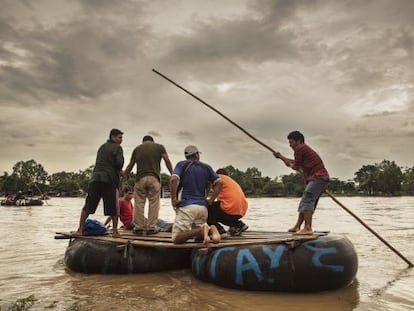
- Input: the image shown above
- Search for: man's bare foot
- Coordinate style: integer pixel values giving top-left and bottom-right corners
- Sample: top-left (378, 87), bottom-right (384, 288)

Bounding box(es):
top-left (112, 230), bottom-right (121, 238)
top-left (288, 227), bottom-right (299, 233)
top-left (203, 224), bottom-right (211, 244)
top-left (293, 229), bottom-right (313, 235)
top-left (210, 225), bottom-right (221, 244)
top-left (73, 229), bottom-right (83, 236)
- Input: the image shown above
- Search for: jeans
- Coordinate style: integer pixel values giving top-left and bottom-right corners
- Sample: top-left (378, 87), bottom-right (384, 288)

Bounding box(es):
top-left (298, 178), bottom-right (329, 212)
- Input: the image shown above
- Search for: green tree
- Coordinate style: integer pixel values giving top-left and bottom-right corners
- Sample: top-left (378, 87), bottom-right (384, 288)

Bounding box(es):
top-left (328, 178), bottom-right (356, 194)
top-left (1, 172), bottom-right (20, 193)
top-left (376, 160), bottom-right (403, 195)
top-left (281, 173), bottom-right (304, 196)
top-left (48, 171), bottom-right (80, 193)
top-left (402, 166), bottom-right (414, 195)
top-left (223, 165), bottom-right (244, 185)
top-left (0, 172), bottom-right (9, 192)
top-left (77, 165), bottom-right (94, 192)
top-left (354, 164), bottom-right (378, 195)
top-left (244, 167), bottom-right (266, 195)
top-left (12, 160), bottom-right (48, 193)
top-left (263, 179), bottom-right (284, 196)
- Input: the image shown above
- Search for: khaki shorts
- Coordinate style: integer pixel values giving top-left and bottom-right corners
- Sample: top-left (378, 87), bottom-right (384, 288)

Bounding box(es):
top-left (172, 204), bottom-right (207, 241)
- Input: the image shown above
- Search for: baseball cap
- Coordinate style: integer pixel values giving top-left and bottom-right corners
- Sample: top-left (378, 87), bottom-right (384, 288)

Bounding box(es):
top-left (184, 145), bottom-right (201, 156)
top-left (109, 128), bottom-right (123, 138)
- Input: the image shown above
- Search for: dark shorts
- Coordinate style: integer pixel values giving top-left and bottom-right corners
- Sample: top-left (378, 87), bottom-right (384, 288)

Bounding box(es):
top-left (85, 181), bottom-right (118, 216)
top-left (298, 178), bottom-right (329, 212)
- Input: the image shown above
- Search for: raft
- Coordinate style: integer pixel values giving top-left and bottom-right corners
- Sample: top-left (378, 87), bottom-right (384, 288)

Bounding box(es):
top-left (191, 233), bottom-right (358, 292)
top-left (1, 198), bottom-right (44, 206)
top-left (56, 230), bottom-right (358, 292)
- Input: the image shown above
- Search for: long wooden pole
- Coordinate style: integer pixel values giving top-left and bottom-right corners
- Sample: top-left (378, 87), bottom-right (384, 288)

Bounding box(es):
top-left (152, 68), bottom-right (413, 268)
top-left (152, 69), bottom-right (277, 154)
top-left (325, 190), bottom-right (413, 267)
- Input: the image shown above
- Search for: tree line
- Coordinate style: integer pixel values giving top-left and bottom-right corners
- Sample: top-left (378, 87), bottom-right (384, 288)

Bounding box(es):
top-left (0, 159), bottom-right (413, 197)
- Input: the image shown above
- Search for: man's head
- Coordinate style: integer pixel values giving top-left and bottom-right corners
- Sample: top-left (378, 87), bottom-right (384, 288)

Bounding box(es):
top-left (184, 145), bottom-right (201, 159)
top-left (287, 130), bottom-right (304, 149)
top-left (142, 135), bottom-right (154, 143)
top-left (109, 128), bottom-right (123, 144)
top-left (216, 168), bottom-right (228, 175)
top-left (123, 189), bottom-right (134, 200)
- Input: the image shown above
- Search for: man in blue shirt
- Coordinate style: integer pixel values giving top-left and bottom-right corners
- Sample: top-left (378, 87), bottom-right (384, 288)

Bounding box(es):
top-left (170, 145), bottom-right (222, 244)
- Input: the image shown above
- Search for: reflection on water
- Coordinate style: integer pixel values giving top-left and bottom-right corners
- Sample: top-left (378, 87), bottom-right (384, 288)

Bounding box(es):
top-left (0, 197), bottom-right (413, 310)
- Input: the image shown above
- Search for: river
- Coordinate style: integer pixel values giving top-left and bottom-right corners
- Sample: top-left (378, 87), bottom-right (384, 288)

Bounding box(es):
top-left (0, 196), bottom-right (413, 310)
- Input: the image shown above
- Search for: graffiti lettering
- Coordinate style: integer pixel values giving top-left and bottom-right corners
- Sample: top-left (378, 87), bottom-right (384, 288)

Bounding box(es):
top-left (262, 245), bottom-right (285, 269)
top-left (210, 247), bottom-right (235, 279)
top-left (192, 241), bottom-right (346, 287)
top-left (303, 241), bottom-right (344, 272)
top-left (235, 249), bottom-right (263, 285)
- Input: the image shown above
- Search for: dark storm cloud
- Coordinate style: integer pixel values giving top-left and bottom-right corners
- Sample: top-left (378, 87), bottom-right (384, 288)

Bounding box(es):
top-left (0, 1), bottom-right (150, 107)
top-left (159, 1), bottom-right (306, 82)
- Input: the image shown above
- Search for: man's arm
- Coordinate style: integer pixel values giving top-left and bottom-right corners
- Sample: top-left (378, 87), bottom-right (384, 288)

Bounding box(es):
top-left (115, 146), bottom-right (124, 171)
top-left (207, 179), bottom-right (222, 206)
top-left (123, 159), bottom-right (135, 177)
top-left (170, 175), bottom-right (181, 208)
top-left (162, 152), bottom-right (173, 175)
top-left (274, 152), bottom-right (304, 174)
top-left (274, 152), bottom-right (295, 168)
top-left (121, 159), bottom-right (135, 189)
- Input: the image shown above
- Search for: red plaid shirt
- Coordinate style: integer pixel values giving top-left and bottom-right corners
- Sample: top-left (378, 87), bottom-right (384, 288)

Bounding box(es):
top-left (294, 143), bottom-right (329, 182)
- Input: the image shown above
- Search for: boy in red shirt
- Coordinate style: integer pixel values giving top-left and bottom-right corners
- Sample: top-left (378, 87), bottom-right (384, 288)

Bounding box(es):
top-left (274, 131), bottom-right (329, 235)
top-left (105, 190), bottom-right (134, 229)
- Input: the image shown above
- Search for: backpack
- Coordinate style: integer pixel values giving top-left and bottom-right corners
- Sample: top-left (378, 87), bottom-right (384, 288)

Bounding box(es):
top-left (82, 219), bottom-right (108, 236)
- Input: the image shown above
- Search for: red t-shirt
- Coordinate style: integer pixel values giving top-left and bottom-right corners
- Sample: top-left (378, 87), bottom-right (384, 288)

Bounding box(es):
top-left (294, 143), bottom-right (329, 182)
top-left (118, 198), bottom-right (133, 228)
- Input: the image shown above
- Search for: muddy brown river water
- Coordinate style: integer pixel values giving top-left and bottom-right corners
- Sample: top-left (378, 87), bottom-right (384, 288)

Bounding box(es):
top-left (0, 196), bottom-right (413, 310)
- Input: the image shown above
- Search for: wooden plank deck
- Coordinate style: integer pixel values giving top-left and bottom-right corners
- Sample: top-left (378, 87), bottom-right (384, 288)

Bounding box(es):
top-left (55, 229), bottom-right (329, 249)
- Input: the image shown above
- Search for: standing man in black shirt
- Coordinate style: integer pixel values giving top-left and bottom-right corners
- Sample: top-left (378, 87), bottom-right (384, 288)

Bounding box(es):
top-left (75, 128), bottom-right (124, 237)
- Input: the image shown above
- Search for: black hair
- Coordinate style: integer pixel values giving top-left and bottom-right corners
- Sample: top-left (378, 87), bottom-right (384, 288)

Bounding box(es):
top-left (109, 128), bottom-right (123, 139)
top-left (216, 168), bottom-right (228, 175)
top-left (142, 135), bottom-right (154, 142)
top-left (287, 131), bottom-right (305, 143)
top-left (123, 187), bottom-right (133, 196)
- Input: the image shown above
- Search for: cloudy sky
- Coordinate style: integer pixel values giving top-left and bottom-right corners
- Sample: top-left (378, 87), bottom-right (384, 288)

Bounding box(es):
top-left (1, 0), bottom-right (413, 181)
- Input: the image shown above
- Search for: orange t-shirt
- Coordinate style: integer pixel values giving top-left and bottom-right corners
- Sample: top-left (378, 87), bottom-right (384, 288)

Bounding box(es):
top-left (216, 174), bottom-right (248, 216)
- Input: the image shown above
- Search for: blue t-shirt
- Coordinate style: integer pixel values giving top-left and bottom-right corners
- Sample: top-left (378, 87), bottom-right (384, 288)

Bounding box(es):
top-left (173, 160), bottom-right (219, 207)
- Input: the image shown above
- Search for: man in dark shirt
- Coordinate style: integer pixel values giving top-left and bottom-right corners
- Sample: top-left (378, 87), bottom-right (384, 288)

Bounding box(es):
top-left (274, 131), bottom-right (329, 235)
top-left (75, 128), bottom-right (124, 238)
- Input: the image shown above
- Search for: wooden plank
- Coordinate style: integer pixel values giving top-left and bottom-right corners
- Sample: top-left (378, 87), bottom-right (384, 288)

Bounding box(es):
top-left (55, 230), bottom-right (328, 249)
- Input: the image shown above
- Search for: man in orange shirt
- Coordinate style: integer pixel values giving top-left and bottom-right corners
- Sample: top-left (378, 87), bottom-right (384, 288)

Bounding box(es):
top-left (207, 168), bottom-right (248, 236)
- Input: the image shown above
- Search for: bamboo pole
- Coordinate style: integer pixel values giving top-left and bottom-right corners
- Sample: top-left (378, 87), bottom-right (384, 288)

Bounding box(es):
top-left (152, 68), bottom-right (413, 268)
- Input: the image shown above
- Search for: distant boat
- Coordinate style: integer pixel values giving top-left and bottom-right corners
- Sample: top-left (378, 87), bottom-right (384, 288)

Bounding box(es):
top-left (1, 198), bottom-right (44, 206)
top-left (39, 194), bottom-right (50, 200)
